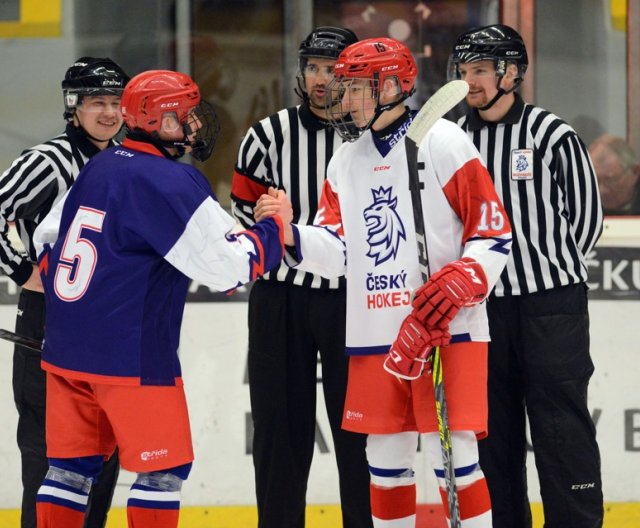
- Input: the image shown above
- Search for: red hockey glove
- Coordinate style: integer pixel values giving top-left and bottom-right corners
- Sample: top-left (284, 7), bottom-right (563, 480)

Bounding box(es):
top-left (383, 314), bottom-right (451, 381)
top-left (412, 258), bottom-right (488, 329)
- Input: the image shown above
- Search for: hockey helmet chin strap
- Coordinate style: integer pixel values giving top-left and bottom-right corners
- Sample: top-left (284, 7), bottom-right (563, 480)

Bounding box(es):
top-left (479, 64), bottom-right (524, 111)
top-left (367, 74), bottom-right (413, 131)
top-left (479, 81), bottom-right (521, 111)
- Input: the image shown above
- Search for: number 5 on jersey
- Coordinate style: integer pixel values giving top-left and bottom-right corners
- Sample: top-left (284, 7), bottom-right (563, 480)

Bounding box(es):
top-left (54, 206), bottom-right (105, 302)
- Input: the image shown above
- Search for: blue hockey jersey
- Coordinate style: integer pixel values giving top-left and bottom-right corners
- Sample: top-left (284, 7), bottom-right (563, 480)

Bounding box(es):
top-left (34, 138), bottom-right (284, 386)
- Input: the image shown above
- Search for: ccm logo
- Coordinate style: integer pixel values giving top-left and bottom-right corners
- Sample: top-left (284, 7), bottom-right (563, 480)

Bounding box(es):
top-left (160, 102), bottom-right (180, 108)
top-left (374, 165), bottom-right (391, 172)
top-left (571, 483), bottom-right (596, 490)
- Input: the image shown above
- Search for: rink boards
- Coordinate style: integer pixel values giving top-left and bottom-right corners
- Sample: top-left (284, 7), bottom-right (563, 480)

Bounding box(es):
top-left (0, 218), bottom-right (638, 527)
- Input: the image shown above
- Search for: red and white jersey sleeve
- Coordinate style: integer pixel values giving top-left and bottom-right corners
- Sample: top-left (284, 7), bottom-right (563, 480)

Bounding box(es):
top-left (422, 120), bottom-right (511, 294)
top-left (286, 162), bottom-right (347, 279)
top-left (292, 118), bottom-right (511, 354)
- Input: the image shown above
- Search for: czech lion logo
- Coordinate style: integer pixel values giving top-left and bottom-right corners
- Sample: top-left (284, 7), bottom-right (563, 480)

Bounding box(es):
top-left (364, 186), bottom-right (406, 266)
top-left (515, 154), bottom-right (529, 172)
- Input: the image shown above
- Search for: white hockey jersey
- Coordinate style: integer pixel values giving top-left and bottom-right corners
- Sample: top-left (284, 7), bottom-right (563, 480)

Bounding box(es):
top-left (287, 117), bottom-right (512, 355)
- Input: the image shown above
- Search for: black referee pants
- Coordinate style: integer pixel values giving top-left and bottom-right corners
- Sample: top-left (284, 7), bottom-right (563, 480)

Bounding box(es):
top-left (247, 281), bottom-right (372, 528)
top-left (480, 284), bottom-right (603, 528)
top-left (12, 289), bottom-right (120, 528)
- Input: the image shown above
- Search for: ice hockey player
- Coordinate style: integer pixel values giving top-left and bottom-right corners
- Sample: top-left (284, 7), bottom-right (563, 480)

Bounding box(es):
top-left (31, 69), bottom-right (291, 528)
top-left (255, 37), bottom-right (512, 527)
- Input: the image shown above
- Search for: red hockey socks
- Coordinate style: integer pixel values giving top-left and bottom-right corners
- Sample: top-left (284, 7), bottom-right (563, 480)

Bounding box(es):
top-left (439, 475), bottom-right (492, 526)
top-left (35, 477), bottom-right (89, 528)
top-left (127, 505), bottom-right (179, 528)
top-left (127, 481), bottom-right (181, 528)
top-left (370, 482), bottom-right (417, 526)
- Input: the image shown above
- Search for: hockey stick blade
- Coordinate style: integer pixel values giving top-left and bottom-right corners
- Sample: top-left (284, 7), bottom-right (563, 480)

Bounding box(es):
top-left (406, 79), bottom-right (469, 145)
top-left (0, 329), bottom-right (42, 352)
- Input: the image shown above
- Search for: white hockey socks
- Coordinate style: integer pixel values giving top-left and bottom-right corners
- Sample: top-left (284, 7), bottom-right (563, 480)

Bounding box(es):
top-left (367, 432), bottom-right (419, 527)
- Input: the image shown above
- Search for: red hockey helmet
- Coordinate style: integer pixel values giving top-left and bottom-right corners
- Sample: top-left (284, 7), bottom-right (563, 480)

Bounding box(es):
top-left (327, 38), bottom-right (417, 140)
top-left (121, 70), bottom-right (199, 133)
top-left (334, 38), bottom-right (417, 99)
top-left (121, 70), bottom-right (220, 161)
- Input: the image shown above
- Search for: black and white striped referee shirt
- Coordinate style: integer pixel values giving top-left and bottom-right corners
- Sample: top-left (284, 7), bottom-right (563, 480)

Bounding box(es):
top-left (0, 124), bottom-right (104, 285)
top-left (458, 93), bottom-right (603, 296)
top-left (231, 103), bottom-right (345, 289)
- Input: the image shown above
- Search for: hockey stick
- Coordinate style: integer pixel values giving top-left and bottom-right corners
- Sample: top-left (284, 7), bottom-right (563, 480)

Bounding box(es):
top-left (405, 79), bottom-right (469, 528)
top-left (0, 328), bottom-right (43, 352)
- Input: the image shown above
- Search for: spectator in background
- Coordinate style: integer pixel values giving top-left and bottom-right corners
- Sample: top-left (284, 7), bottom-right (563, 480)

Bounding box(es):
top-left (589, 134), bottom-right (640, 215)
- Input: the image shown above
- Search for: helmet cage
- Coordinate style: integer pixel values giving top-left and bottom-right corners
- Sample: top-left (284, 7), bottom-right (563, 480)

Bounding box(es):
top-left (326, 76), bottom-right (388, 142)
top-left (121, 70), bottom-right (220, 161)
top-left (325, 38), bottom-right (416, 141)
top-left (167, 100), bottom-right (221, 162)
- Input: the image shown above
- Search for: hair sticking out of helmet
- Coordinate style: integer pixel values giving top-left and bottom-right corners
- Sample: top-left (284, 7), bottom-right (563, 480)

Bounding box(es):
top-left (120, 70), bottom-right (220, 161)
top-left (325, 37), bottom-right (417, 141)
top-left (62, 57), bottom-right (130, 120)
top-left (295, 26), bottom-right (358, 103)
top-left (447, 24), bottom-right (528, 110)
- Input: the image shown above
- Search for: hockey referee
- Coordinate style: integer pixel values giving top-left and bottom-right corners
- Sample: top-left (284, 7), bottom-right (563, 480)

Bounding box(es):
top-left (0, 57), bottom-right (127, 528)
top-left (449, 24), bottom-right (604, 528)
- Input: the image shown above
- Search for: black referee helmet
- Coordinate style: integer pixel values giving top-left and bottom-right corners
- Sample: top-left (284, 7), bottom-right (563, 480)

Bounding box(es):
top-left (448, 24), bottom-right (528, 82)
top-left (295, 26), bottom-right (358, 101)
top-left (62, 57), bottom-right (130, 120)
